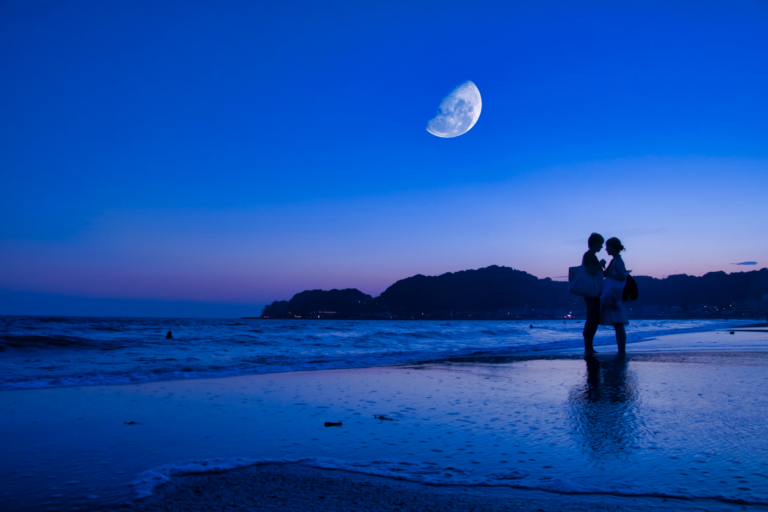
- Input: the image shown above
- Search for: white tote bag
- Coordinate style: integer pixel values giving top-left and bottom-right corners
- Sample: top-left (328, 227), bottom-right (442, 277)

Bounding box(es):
top-left (568, 266), bottom-right (604, 298)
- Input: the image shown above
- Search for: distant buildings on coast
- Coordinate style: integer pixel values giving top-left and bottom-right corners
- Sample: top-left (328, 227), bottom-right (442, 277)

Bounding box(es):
top-left (259, 296), bottom-right (768, 321)
top-left (626, 298), bottom-right (768, 320)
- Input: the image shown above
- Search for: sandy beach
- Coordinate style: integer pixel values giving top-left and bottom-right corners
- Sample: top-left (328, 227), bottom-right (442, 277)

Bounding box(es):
top-left (119, 462), bottom-right (759, 512)
top-left (2, 327), bottom-right (768, 511)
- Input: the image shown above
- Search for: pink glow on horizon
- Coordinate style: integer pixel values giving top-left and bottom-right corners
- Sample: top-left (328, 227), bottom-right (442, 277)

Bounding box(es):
top-left (1, 157), bottom-right (766, 305)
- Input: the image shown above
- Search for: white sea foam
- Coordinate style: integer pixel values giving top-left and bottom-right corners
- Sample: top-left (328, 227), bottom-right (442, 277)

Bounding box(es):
top-left (133, 456), bottom-right (767, 505)
top-left (0, 317), bottom-right (754, 390)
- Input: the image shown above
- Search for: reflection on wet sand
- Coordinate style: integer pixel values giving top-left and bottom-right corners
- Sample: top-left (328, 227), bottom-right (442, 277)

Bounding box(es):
top-left (568, 354), bottom-right (642, 457)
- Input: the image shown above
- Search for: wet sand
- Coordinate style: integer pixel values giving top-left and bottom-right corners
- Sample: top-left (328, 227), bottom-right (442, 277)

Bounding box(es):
top-left (3, 335), bottom-right (768, 511)
top-left (115, 343), bottom-right (768, 512)
top-left (119, 462), bottom-right (762, 512)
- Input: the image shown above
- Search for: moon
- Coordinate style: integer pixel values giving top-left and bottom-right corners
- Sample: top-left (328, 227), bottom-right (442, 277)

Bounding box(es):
top-left (426, 81), bottom-right (482, 138)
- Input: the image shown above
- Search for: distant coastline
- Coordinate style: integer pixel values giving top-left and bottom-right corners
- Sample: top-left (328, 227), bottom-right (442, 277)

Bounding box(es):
top-left (243, 315), bottom-right (760, 321)
top-left (258, 265), bottom-right (768, 321)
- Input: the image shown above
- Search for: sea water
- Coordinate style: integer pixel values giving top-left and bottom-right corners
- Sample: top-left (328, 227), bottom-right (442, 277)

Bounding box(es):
top-left (1, 317), bottom-right (766, 511)
top-left (0, 316), bottom-right (749, 390)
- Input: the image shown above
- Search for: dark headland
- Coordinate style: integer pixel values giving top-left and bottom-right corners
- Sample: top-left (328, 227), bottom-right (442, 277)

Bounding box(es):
top-left (256, 265), bottom-right (768, 320)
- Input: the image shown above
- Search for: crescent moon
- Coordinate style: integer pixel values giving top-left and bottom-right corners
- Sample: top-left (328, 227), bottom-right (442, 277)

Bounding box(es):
top-left (426, 81), bottom-right (482, 138)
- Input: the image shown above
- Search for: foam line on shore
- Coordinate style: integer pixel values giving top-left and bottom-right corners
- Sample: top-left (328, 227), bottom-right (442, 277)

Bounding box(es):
top-left (132, 457), bottom-right (767, 506)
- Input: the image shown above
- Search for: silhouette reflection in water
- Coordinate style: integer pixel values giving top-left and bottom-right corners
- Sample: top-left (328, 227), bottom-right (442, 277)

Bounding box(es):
top-left (568, 354), bottom-right (642, 457)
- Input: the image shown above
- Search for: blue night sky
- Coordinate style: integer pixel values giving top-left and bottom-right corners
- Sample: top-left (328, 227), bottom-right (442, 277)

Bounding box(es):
top-left (1, 1), bottom-right (767, 316)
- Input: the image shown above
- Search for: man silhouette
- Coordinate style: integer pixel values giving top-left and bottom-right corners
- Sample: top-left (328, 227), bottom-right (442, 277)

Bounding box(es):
top-left (582, 233), bottom-right (606, 354)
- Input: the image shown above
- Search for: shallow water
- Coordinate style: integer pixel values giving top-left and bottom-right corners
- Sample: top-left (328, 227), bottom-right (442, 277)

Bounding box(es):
top-left (0, 316), bottom-right (750, 390)
top-left (1, 318), bottom-right (766, 511)
top-left (2, 343), bottom-right (768, 511)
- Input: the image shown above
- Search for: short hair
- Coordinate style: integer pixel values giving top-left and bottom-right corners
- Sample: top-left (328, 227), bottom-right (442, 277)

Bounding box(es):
top-left (588, 233), bottom-right (604, 247)
top-left (606, 237), bottom-right (625, 252)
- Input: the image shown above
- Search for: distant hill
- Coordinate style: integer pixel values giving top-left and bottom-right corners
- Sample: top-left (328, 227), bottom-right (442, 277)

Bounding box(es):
top-left (259, 266), bottom-right (768, 320)
top-left (261, 288), bottom-right (373, 318)
top-left (632, 270), bottom-right (768, 308)
top-left (376, 266), bottom-right (573, 311)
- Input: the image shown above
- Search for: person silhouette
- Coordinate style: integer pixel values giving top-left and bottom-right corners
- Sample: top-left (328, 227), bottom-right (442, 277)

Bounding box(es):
top-left (582, 233), bottom-right (606, 354)
top-left (601, 237), bottom-right (628, 354)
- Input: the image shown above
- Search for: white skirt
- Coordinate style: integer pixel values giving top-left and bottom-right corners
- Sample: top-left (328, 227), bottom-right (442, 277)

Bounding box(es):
top-left (601, 302), bottom-right (629, 326)
top-left (600, 277), bottom-right (629, 326)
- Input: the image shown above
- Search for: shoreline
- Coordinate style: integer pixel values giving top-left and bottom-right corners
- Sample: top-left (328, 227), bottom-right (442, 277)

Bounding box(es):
top-left (244, 316), bottom-right (765, 323)
top-left (118, 462), bottom-right (767, 512)
top-left (3, 335), bottom-right (768, 511)
top-left (114, 348), bottom-right (768, 511)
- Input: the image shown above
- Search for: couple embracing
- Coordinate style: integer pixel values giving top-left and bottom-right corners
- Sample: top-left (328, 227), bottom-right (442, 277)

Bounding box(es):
top-left (577, 233), bottom-right (629, 355)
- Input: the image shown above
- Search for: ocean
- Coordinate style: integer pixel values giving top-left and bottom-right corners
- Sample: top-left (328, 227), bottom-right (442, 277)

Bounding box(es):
top-left (0, 316), bottom-right (747, 390)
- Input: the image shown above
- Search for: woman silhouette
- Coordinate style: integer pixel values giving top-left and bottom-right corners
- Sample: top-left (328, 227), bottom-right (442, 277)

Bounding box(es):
top-left (601, 237), bottom-right (629, 353)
